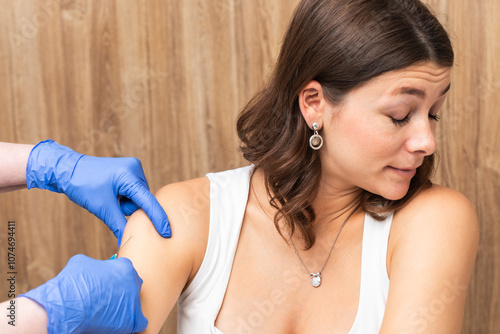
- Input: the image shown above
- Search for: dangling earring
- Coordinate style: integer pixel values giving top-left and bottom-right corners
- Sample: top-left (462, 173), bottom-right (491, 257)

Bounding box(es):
top-left (309, 123), bottom-right (323, 150)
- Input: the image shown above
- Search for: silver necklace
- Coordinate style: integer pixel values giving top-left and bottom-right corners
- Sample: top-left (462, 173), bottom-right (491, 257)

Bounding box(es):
top-left (289, 207), bottom-right (357, 288)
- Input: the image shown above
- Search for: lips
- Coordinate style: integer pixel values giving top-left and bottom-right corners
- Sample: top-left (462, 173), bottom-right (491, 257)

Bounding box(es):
top-left (388, 166), bottom-right (417, 178)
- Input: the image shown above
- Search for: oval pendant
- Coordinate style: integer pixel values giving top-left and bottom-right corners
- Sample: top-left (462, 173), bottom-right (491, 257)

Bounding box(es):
top-left (311, 273), bottom-right (322, 288)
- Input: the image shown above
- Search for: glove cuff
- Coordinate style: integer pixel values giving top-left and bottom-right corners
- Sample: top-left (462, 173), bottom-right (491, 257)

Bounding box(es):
top-left (19, 277), bottom-right (88, 334)
top-left (26, 140), bottom-right (84, 193)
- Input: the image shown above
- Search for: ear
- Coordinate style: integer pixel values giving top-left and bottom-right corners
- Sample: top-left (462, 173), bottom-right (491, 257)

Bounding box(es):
top-left (298, 80), bottom-right (326, 129)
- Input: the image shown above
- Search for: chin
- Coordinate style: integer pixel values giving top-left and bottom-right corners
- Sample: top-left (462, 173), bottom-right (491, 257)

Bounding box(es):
top-left (382, 192), bottom-right (407, 201)
top-left (376, 183), bottom-right (411, 201)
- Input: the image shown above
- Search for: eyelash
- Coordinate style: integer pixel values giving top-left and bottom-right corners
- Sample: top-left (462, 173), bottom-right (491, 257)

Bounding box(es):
top-left (391, 113), bottom-right (441, 127)
top-left (391, 115), bottom-right (411, 126)
top-left (429, 114), bottom-right (441, 122)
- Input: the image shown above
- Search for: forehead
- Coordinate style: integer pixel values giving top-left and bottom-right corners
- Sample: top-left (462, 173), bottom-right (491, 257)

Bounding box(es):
top-left (352, 62), bottom-right (452, 103)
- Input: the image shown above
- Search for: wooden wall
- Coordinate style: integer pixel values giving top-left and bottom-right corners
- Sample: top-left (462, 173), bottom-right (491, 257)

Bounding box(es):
top-left (0, 1), bottom-right (498, 333)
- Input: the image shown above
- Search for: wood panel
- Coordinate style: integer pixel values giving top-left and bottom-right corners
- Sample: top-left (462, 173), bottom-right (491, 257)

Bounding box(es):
top-left (427, 0), bottom-right (500, 333)
top-left (0, 1), bottom-right (498, 333)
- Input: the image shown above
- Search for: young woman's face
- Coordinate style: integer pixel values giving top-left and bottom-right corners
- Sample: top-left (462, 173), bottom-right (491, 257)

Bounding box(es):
top-left (320, 62), bottom-right (451, 200)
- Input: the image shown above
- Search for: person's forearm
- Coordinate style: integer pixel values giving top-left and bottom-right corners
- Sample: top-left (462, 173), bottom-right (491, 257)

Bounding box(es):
top-left (0, 297), bottom-right (48, 333)
top-left (0, 142), bottom-right (34, 192)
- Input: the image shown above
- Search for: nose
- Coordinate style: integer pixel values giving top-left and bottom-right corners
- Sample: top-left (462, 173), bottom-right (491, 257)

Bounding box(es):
top-left (405, 119), bottom-right (437, 156)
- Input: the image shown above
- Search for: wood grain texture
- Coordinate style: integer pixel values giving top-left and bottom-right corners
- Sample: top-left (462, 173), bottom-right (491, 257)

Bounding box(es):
top-left (0, 1), bottom-right (497, 333)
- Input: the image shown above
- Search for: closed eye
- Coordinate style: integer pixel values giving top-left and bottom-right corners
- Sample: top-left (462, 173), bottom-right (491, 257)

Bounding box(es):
top-left (391, 114), bottom-right (411, 127)
top-left (429, 114), bottom-right (441, 122)
top-left (392, 113), bottom-right (440, 126)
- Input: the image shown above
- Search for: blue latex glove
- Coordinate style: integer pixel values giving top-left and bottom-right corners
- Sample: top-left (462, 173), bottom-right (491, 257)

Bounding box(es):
top-left (26, 140), bottom-right (170, 245)
top-left (19, 254), bottom-right (148, 334)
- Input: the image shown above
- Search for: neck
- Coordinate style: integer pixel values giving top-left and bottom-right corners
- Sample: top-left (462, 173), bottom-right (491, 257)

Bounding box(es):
top-left (310, 174), bottom-right (363, 234)
top-left (250, 168), bottom-right (363, 243)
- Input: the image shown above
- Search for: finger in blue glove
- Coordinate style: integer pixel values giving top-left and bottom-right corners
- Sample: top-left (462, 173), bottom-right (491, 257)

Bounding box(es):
top-left (26, 140), bottom-right (171, 245)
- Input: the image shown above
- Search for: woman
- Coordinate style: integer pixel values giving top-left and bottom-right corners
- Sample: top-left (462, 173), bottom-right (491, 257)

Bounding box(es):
top-left (120, 0), bottom-right (479, 333)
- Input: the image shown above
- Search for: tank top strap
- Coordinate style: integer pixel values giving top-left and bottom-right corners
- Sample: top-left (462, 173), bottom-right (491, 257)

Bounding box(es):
top-left (177, 166), bottom-right (253, 332)
top-left (349, 212), bottom-right (393, 333)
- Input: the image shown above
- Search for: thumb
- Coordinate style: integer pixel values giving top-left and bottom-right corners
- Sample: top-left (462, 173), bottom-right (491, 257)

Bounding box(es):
top-left (67, 253), bottom-right (92, 266)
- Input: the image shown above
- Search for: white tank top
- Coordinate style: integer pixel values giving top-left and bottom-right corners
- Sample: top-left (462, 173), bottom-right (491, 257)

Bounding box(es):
top-left (177, 166), bottom-right (392, 333)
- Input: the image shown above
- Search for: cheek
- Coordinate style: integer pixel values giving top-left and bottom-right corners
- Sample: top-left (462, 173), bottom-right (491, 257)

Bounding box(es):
top-left (333, 117), bottom-right (396, 163)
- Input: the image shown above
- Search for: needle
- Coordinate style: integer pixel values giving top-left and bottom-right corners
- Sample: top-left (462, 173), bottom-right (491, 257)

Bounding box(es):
top-left (109, 236), bottom-right (132, 260)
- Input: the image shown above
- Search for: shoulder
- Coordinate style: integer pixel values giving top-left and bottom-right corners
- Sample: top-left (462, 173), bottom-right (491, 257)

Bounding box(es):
top-left (400, 184), bottom-right (476, 219)
top-left (390, 185), bottom-right (479, 249)
top-left (380, 185), bottom-right (479, 333)
top-left (155, 176), bottom-right (211, 228)
top-left (389, 185), bottom-right (479, 269)
top-left (125, 176), bottom-right (211, 248)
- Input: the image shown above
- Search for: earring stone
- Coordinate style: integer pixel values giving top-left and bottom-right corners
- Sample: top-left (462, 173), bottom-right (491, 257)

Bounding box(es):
top-left (309, 123), bottom-right (323, 150)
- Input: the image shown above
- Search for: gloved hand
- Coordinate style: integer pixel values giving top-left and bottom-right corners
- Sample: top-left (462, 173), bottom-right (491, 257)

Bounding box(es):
top-left (19, 254), bottom-right (148, 334)
top-left (26, 140), bottom-right (170, 245)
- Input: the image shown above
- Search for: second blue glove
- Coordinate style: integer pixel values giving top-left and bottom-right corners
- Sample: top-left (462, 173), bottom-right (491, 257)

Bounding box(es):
top-left (20, 254), bottom-right (148, 334)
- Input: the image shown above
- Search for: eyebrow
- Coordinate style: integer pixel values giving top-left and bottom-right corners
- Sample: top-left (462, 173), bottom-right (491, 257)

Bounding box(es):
top-left (396, 83), bottom-right (451, 99)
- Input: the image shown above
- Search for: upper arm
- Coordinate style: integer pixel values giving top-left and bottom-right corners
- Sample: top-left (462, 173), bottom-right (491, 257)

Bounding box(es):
top-left (117, 177), bottom-right (210, 334)
top-left (380, 186), bottom-right (479, 334)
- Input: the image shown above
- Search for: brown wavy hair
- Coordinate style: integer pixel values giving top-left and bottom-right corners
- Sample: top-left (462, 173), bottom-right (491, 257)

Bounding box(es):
top-left (237, 0), bottom-right (454, 249)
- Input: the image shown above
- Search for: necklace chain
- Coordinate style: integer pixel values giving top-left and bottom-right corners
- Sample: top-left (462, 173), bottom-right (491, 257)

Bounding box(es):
top-left (289, 206), bottom-right (358, 287)
top-left (250, 179), bottom-right (358, 287)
